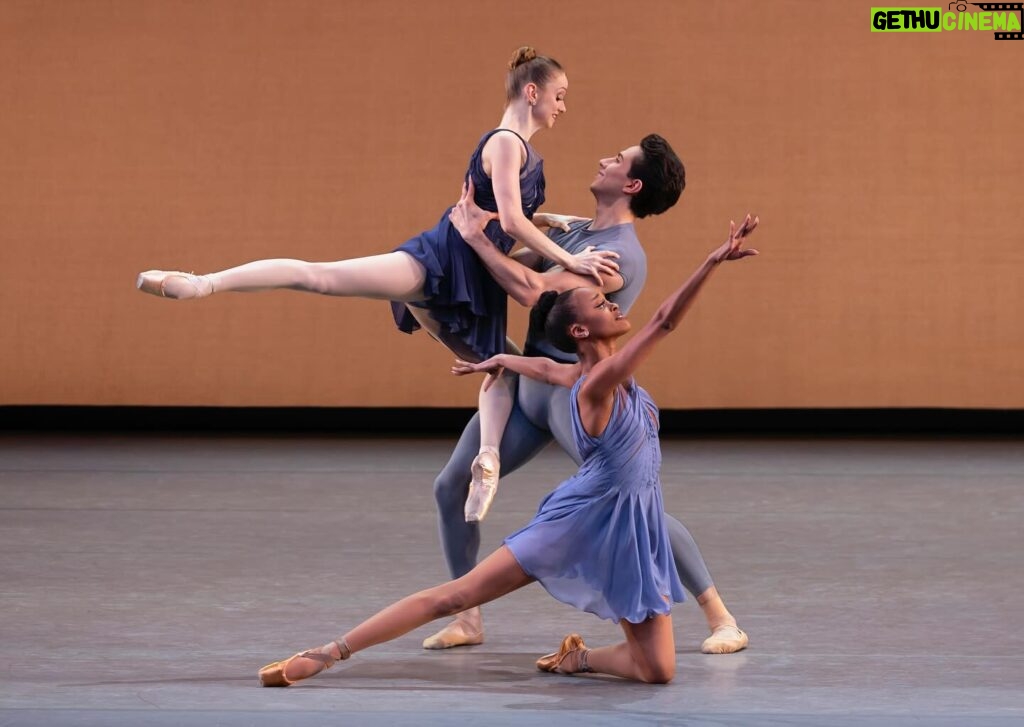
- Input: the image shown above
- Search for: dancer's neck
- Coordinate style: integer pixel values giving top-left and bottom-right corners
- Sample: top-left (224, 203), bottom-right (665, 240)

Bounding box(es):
top-left (577, 339), bottom-right (618, 373)
top-left (589, 198), bottom-right (636, 231)
top-left (497, 105), bottom-right (542, 141)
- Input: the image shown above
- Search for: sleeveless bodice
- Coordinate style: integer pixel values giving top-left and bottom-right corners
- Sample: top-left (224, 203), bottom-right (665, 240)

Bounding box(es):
top-left (466, 129), bottom-right (546, 253)
top-left (390, 128), bottom-right (547, 360)
top-left (570, 377), bottom-right (661, 495)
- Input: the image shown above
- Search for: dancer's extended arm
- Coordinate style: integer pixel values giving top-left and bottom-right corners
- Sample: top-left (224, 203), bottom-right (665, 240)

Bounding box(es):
top-left (450, 179), bottom-right (622, 306)
top-left (452, 355), bottom-right (579, 390)
top-left (486, 132), bottom-right (617, 285)
top-left (581, 217), bottom-right (759, 413)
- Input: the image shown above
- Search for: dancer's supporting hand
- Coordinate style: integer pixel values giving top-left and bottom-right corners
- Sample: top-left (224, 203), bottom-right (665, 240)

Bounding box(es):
top-left (450, 180), bottom-right (499, 236)
top-left (450, 180), bottom-right (619, 286)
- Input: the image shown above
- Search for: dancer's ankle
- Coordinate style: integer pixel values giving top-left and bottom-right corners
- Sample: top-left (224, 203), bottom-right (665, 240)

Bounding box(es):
top-left (456, 606), bottom-right (483, 632)
top-left (328, 638), bottom-right (351, 661)
top-left (422, 610), bottom-right (485, 650)
top-left (696, 587), bottom-right (736, 631)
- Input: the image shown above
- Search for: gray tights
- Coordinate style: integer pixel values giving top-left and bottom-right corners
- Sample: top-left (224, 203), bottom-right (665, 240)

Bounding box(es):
top-left (433, 376), bottom-right (715, 598)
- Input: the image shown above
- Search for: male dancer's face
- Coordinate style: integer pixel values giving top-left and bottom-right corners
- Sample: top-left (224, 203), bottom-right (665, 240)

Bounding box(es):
top-left (589, 146), bottom-right (643, 197)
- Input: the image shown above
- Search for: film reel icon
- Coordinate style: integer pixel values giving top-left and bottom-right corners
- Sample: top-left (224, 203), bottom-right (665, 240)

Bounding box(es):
top-left (950, 2), bottom-right (1024, 38)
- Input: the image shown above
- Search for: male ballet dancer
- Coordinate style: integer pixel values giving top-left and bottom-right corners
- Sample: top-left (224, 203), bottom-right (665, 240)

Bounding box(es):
top-left (425, 134), bottom-right (749, 655)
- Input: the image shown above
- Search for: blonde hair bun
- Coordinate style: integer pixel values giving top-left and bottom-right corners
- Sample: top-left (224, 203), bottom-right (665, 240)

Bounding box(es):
top-left (509, 46), bottom-right (537, 70)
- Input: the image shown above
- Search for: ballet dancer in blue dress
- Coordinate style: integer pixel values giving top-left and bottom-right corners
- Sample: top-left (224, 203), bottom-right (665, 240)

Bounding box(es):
top-left (257, 213), bottom-right (759, 686)
top-left (135, 47), bottom-right (617, 510)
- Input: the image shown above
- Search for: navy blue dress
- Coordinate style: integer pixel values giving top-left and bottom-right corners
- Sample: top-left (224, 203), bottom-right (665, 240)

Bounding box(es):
top-left (505, 377), bottom-right (686, 624)
top-left (391, 129), bottom-right (546, 361)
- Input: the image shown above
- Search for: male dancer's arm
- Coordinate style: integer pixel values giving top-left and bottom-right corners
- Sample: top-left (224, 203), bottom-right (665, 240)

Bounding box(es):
top-left (450, 183), bottom-right (623, 306)
top-left (509, 248), bottom-right (543, 271)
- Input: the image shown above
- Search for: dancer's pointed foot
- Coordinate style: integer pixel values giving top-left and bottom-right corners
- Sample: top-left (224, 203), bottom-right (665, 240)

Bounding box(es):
top-left (258, 639), bottom-right (350, 687)
top-left (422, 607), bottom-right (484, 650)
top-left (464, 446), bottom-right (500, 523)
top-left (701, 624), bottom-right (749, 654)
top-left (536, 633), bottom-right (592, 674)
top-left (136, 270), bottom-right (214, 300)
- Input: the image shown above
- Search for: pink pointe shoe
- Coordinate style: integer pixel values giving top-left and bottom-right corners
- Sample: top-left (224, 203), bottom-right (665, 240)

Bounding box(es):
top-left (536, 633), bottom-right (592, 674)
top-left (258, 639), bottom-right (351, 687)
top-left (136, 270), bottom-right (213, 299)
top-left (464, 446), bottom-right (500, 523)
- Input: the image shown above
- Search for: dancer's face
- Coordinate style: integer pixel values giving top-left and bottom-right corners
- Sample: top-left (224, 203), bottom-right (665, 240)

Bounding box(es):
top-left (530, 73), bottom-right (568, 129)
top-left (569, 287), bottom-right (631, 344)
top-left (590, 146), bottom-right (643, 197)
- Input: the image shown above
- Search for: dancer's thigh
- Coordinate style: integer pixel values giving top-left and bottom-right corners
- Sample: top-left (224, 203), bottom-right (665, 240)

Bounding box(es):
top-left (404, 317), bottom-right (525, 363)
top-left (405, 306), bottom-right (482, 361)
top-left (444, 545), bottom-right (534, 609)
top-left (315, 251), bottom-right (426, 301)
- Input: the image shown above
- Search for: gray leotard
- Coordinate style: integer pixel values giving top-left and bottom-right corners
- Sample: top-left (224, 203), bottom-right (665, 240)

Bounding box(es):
top-left (524, 219), bottom-right (646, 363)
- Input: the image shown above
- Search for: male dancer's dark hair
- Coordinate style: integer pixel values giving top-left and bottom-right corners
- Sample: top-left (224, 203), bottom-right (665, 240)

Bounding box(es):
top-left (628, 134), bottom-right (686, 219)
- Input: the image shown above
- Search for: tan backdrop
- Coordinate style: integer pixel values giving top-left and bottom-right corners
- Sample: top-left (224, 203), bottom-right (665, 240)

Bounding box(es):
top-left (2, 0), bottom-right (1021, 408)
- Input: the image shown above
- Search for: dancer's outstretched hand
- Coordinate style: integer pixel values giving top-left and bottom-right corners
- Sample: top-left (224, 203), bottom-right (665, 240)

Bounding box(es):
top-left (449, 180), bottom-right (499, 241)
top-left (708, 214), bottom-right (760, 264)
top-left (567, 246), bottom-right (621, 285)
top-left (533, 212), bottom-right (590, 232)
top-left (452, 357), bottom-right (505, 392)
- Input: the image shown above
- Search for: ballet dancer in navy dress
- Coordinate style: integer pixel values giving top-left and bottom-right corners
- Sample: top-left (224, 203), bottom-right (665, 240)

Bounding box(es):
top-left (136, 47), bottom-right (618, 516)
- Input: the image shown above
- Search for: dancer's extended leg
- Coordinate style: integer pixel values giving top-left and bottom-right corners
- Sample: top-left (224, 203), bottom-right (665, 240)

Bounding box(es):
top-left (267, 546), bottom-right (533, 684)
top-left (138, 252), bottom-right (427, 302)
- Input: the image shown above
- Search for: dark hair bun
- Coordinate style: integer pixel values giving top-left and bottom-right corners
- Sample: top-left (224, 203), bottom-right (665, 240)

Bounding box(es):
top-left (529, 290), bottom-right (558, 339)
top-left (509, 46), bottom-right (537, 70)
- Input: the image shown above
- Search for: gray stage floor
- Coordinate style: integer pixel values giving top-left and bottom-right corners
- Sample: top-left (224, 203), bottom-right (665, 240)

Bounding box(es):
top-left (1, 434), bottom-right (1022, 726)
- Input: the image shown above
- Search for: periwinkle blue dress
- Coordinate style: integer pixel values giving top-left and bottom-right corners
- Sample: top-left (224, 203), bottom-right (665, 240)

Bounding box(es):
top-left (505, 377), bottom-right (686, 624)
top-left (390, 129), bottom-right (546, 360)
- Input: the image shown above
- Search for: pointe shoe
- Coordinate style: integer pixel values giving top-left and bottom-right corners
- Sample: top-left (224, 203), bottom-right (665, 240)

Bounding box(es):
top-left (536, 633), bottom-right (592, 674)
top-left (422, 608), bottom-right (484, 650)
top-left (136, 270), bottom-right (214, 300)
top-left (701, 624), bottom-right (749, 654)
top-left (258, 639), bottom-right (350, 687)
top-left (464, 446), bottom-right (500, 523)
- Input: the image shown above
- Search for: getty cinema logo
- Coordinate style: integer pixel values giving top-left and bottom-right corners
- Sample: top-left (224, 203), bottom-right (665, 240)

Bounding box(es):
top-left (871, 3), bottom-right (1024, 38)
